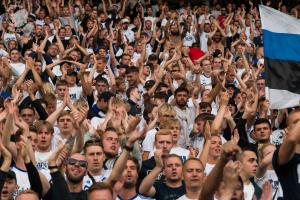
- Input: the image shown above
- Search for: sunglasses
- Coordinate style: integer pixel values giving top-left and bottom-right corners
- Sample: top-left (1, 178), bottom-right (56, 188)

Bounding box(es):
top-left (67, 158), bottom-right (88, 168)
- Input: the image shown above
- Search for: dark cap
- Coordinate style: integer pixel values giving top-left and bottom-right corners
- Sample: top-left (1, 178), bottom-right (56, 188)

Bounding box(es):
top-left (6, 170), bottom-right (16, 180)
top-left (144, 80), bottom-right (155, 88)
top-left (67, 70), bottom-right (77, 76)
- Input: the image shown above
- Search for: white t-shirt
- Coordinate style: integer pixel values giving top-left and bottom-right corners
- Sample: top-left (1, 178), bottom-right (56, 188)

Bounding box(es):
top-left (35, 151), bottom-right (53, 181)
top-left (82, 170), bottom-right (110, 191)
top-left (10, 62), bottom-right (25, 77)
top-left (170, 146), bottom-right (190, 162)
top-left (183, 32), bottom-right (196, 47)
top-left (148, 146), bottom-right (190, 161)
top-left (243, 182), bottom-right (255, 200)
top-left (52, 65), bottom-right (62, 76)
top-left (51, 132), bottom-right (68, 151)
top-left (177, 195), bottom-right (198, 200)
top-left (3, 33), bottom-right (17, 45)
top-left (204, 163), bottom-right (216, 176)
top-left (91, 117), bottom-right (105, 129)
top-left (142, 128), bottom-right (158, 153)
top-left (117, 194), bottom-right (154, 200)
top-left (11, 166), bottom-right (30, 198)
top-left (0, 48), bottom-right (8, 57)
top-left (254, 170), bottom-right (283, 199)
top-left (69, 85), bottom-right (83, 101)
top-left (200, 32), bottom-right (210, 53)
top-left (122, 29), bottom-right (135, 43)
top-left (200, 74), bottom-right (212, 89)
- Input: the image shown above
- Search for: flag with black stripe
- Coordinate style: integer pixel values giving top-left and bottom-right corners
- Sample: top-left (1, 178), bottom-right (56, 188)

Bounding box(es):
top-left (259, 5), bottom-right (300, 109)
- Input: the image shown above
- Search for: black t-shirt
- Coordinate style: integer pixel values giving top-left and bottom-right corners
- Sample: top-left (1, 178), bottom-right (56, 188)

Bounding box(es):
top-left (153, 181), bottom-right (185, 200)
top-left (69, 191), bottom-right (87, 200)
top-left (138, 157), bottom-right (164, 187)
top-left (272, 147), bottom-right (300, 200)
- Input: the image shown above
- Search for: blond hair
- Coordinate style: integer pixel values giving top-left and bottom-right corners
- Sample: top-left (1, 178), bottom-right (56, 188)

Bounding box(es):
top-left (158, 104), bottom-right (176, 117)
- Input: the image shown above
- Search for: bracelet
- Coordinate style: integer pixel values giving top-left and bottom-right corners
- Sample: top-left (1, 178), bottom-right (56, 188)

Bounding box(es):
top-left (48, 165), bottom-right (58, 170)
top-left (124, 144), bottom-right (134, 152)
top-left (50, 168), bottom-right (59, 173)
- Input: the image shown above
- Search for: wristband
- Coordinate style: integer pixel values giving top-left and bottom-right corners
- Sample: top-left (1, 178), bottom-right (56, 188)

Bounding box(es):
top-left (48, 165), bottom-right (58, 170)
top-left (124, 144), bottom-right (134, 152)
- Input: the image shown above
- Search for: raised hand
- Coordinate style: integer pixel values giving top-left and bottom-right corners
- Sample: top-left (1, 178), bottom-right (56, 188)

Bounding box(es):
top-left (154, 149), bottom-right (164, 168)
top-left (222, 160), bottom-right (241, 193)
top-left (231, 128), bottom-right (240, 145)
top-left (203, 120), bottom-right (211, 140)
top-left (220, 142), bottom-right (241, 162)
top-left (19, 135), bottom-right (30, 163)
top-left (127, 124), bottom-right (148, 145)
top-left (219, 90), bottom-right (230, 107)
top-left (0, 137), bottom-right (12, 171)
top-left (260, 181), bottom-right (272, 200)
top-left (48, 143), bottom-right (68, 167)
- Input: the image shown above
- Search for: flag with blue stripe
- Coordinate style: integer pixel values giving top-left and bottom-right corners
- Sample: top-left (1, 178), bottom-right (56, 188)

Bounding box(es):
top-left (259, 5), bottom-right (300, 109)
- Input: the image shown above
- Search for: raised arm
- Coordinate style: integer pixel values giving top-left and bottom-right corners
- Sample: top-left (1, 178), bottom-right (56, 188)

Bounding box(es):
top-left (15, 59), bottom-right (31, 88)
top-left (277, 118), bottom-right (300, 165)
top-left (0, 138), bottom-right (12, 173)
top-left (0, 139), bottom-right (12, 193)
top-left (199, 121), bottom-right (212, 167)
top-left (2, 102), bottom-right (17, 159)
top-left (199, 143), bottom-right (241, 200)
top-left (30, 61), bottom-right (43, 89)
top-left (211, 91), bottom-right (229, 135)
top-left (105, 125), bottom-right (146, 185)
top-left (139, 149), bottom-right (163, 197)
top-left (46, 94), bottom-right (67, 125)
top-left (20, 135), bottom-right (43, 198)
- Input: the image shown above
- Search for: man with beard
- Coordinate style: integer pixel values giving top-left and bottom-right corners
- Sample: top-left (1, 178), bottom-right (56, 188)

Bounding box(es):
top-left (207, 23), bottom-right (226, 57)
top-left (22, 24), bottom-right (51, 54)
top-left (173, 87), bottom-right (195, 148)
top-left (167, 23), bottom-right (182, 48)
top-left (139, 153), bottom-right (185, 199)
top-left (44, 153), bottom-right (88, 200)
top-left (45, 126), bottom-right (142, 200)
top-left (177, 158), bottom-right (205, 199)
top-left (116, 158), bottom-right (152, 200)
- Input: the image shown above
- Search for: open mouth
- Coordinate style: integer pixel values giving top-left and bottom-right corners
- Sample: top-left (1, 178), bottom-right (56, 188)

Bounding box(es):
top-left (1, 190), bottom-right (8, 196)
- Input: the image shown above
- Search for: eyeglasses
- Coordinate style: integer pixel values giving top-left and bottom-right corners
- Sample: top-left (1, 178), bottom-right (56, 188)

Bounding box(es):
top-left (67, 158), bottom-right (88, 168)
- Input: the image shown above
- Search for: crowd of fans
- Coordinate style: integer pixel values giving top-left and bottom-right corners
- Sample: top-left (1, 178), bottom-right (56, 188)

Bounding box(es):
top-left (0, 0), bottom-right (300, 199)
